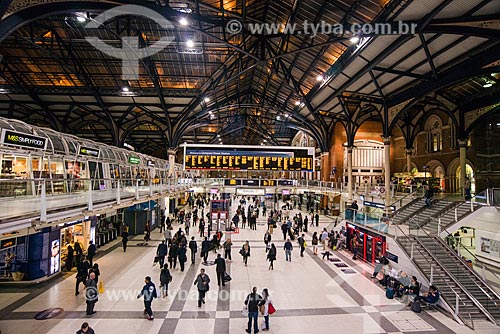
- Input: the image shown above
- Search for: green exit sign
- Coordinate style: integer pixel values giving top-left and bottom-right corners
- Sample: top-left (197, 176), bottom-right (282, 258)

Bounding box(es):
top-left (129, 155), bottom-right (140, 164)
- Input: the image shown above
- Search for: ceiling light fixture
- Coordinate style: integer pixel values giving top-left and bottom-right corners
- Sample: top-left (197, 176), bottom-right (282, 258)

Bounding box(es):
top-left (316, 75), bottom-right (324, 82)
top-left (121, 86), bottom-right (129, 92)
top-left (204, 97), bottom-right (210, 102)
top-left (76, 15), bottom-right (87, 22)
top-left (350, 36), bottom-right (360, 44)
top-left (217, 134), bottom-right (220, 138)
top-left (294, 100), bottom-right (301, 106)
top-left (483, 80), bottom-right (494, 88)
top-left (179, 17), bottom-right (188, 26)
top-left (186, 39), bottom-right (195, 48)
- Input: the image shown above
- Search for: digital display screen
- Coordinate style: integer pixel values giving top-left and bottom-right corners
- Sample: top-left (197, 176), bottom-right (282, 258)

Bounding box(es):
top-left (183, 144), bottom-right (314, 172)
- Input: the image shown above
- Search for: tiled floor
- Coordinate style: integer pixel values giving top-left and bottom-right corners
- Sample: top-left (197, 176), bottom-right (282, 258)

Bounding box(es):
top-left (0, 201), bottom-right (498, 334)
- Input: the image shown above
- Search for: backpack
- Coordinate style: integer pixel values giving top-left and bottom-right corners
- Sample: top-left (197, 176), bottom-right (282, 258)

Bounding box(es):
top-left (385, 287), bottom-right (395, 299)
top-left (411, 300), bottom-right (421, 313)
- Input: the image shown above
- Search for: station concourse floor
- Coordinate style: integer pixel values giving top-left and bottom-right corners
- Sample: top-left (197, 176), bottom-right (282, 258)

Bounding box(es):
top-left (0, 203), bottom-right (498, 334)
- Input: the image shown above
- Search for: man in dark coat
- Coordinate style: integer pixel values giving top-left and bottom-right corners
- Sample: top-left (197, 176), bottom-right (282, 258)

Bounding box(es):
top-left (87, 241), bottom-right (96, 267)
top-left (84, 272), bottom-right (98, 315)
top-left (214, 253), bottom-right (226, 287)
top-left (156, 241), bottom-right (168, 268)
top-left (201, 237), bottom-right (210, 264)
top-left (137, 276), bottom-right (158, 320)
top-left (188, 237), bottom-right (198, 264)
top-left (177, 243), bottom-right (187, 272)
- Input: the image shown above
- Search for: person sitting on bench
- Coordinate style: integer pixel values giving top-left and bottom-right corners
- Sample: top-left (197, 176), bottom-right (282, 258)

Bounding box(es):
top-left (414, 285), bottom-right (440, 306)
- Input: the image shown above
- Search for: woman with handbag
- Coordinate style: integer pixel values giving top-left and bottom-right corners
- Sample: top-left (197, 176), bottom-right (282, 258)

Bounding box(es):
top-left (240, 241), bottom-right (251, 266)
top-left (260, 288), bottom-right (274, 331)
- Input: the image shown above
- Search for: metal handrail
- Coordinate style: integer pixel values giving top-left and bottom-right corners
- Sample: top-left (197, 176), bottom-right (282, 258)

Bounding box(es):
top-left (389, 186), bottom-right (423, 210)
top-left (407, 214), bottom-right (499, 326)
top-left (412, 234), bottom-right (499, 326)
top-left (439, 226), bottom-right (500, 302)
top-left (393, 222), bottom-right (475, 328)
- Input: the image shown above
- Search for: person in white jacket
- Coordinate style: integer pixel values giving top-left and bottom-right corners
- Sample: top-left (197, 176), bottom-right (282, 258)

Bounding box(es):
top-left (261, 288), bottom-right (273, 331)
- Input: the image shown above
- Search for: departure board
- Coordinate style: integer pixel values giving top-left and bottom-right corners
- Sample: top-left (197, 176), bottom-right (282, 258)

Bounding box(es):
top-left (183, 144), bottom-right (315, 172)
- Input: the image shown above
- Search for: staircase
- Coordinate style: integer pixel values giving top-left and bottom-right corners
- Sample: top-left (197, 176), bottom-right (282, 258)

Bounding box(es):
top-left (397, 236), bottom-right (500, 327)
top-left (391, 197), bottom-right (426, 225)
top-left (423, 202), bottom-right (480, 234)
top-left (393, 199), bottom-right (453, 226)
top-left (418, 236), bottom-right (500, 322)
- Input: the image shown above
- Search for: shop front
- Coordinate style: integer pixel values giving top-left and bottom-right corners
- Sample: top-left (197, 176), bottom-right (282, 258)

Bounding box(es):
top-left (346, 223), bottom-right (386, 264)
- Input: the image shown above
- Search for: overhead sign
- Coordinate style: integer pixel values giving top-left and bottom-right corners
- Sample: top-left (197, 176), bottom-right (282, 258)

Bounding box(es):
top-left (242, 179), bottom-right (259, 186)
top-left (236, 188), bottom-right (266, 196)
top-left (79, 146), bottom-right (99, 158)
top-left (183, 144), bottom-right (314, 172)
top-left (0, 238), bottom-right (16, 250)
top-left (278, 180), bottom-right (294, 186)
top-left (147, 160), bottom-right (155, 167)
top-left (261, 180), bottom-right (276, 186)
top-left (129, 155), bottom-right (140, 164)
top-left (363, 201), bottom-right (395, 211)
top-left (1, 129), bottom-right (47, 150)
top-left (224, 179), bottom-right (242, 186)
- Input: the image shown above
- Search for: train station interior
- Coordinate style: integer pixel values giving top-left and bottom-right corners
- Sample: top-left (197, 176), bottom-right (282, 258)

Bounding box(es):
top-left (0, 0), bottom-right (499, 333)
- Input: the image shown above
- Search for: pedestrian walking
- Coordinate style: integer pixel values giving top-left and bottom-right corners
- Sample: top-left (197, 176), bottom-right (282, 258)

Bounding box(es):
top-left (298, 234), bottom-right (306, 257)
top-left (159, 264), bottom-right (172, 298)
top-left (189, 237), bottom-right (198, 264)
top-left (177, 243), bottom-right (187, 272)
top-left (75, 260), bottom-right (90, 296)
top-left (121, 230), bottom-right (129, 252)
top-left (312, 232), bottom-right (319, 255)
top-left (267, 244), bottom-right (276, 270)
top-left (215, 254), bottom-right (226, 287)
top-left (194, 268), bottom-right (210, 308)
top-left (223, 238), bottom-right (232, 261)
top-left (164, 227), bottom-right (172, 246)
top-left (76, 322), bottom-right (95, 334)
top-left (240, 241), bottom-right (251, 266)
top-left (84, 272), bottom-right (98, 316)
top-left (201, 237), bottom-right (210, 264)
top-left (261, 288), bottom-right (273, 331)
top-left (283, 239), bottom-right (293, 261)
top-left (168, 242), bottom-right (178, 269)
top-left (137, 276), bottom-right (158, 320)
top-left (156, 241), bottom-right (168, 268)
top-left (245, 287), bottom-right (263, 334)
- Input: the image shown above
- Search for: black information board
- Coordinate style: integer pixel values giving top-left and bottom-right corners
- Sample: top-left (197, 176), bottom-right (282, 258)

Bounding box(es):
top-left (183, 145), bottom-right (314, 172)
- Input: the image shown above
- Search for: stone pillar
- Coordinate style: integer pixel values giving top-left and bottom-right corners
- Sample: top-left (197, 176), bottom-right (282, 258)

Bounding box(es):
top-left (406, 148), bottom-right (413, 173)
top-left (384, 137), bottom-right (391, 215)
top-left (320, 152), bottom-right (330, 182)
top-left (168, 148), bottom-right (177, 178)
top-left (458, 139), bottom-right (467, 195)
top-left (347, 146), bottom-right (353, 201)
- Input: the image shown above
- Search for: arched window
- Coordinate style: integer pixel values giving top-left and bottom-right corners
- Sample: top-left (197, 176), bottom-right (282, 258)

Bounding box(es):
top-left (425, 116), bottom-right (442, 153)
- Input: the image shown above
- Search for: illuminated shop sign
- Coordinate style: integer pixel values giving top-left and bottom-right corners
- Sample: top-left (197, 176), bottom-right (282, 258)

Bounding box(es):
top-left (79, 146), bottom-right (100, 157)
top-left (129, 155), bottom-right (140, 164)
top-left (1, 129), bottom-right (47, 150)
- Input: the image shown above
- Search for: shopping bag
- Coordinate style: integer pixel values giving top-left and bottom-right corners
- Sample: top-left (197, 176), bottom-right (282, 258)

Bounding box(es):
top-left (223, 273), bottom-right (232, 282)
top-left (268, 303), bottom-right (276, 315)
top-left (242, 305), bottom-right (249, 316)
